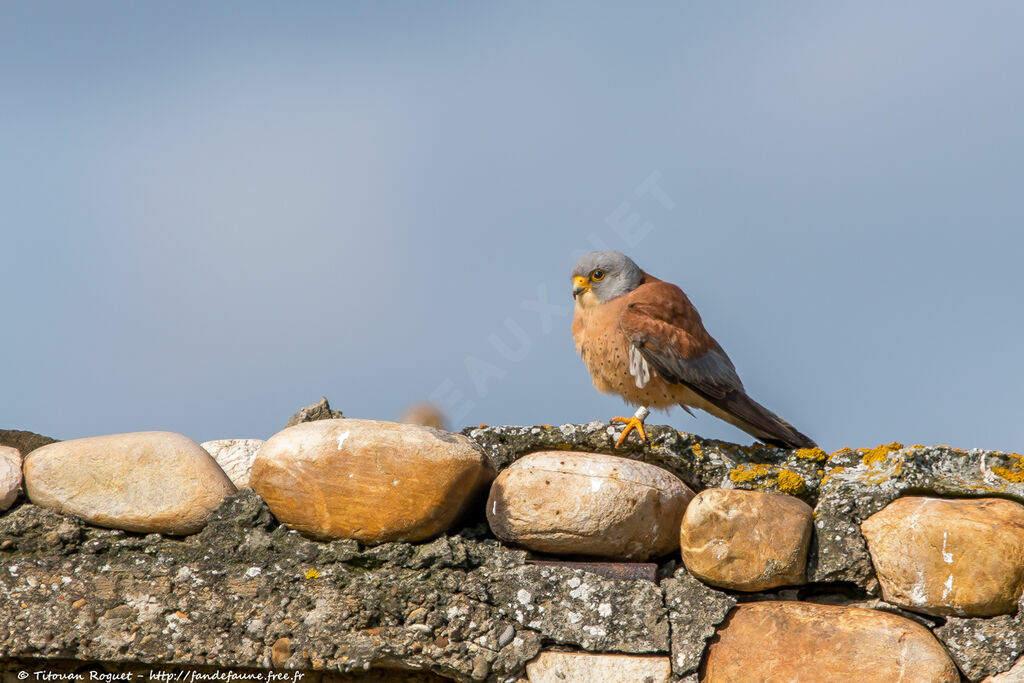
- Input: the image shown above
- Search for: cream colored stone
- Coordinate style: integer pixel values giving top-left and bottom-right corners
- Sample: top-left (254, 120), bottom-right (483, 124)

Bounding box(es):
top-left (526, 652), bottom-right (671, 682)
top-left (486, 451), bottom-right (693, 561)
top-left (703, 601), bottom-right (959, 682)
top-left (251, 419), bottom-right (494, 543)
top-left (861, 496), bottom-right (1024, 617)
top-left (0, 445), bottom-right (22, 511)
top-left (201, 439), bottom-right (264, 489)
top-left (679, 488), bottom-right (812, 591)
top-left (24, 431), bottom-right (236, 535)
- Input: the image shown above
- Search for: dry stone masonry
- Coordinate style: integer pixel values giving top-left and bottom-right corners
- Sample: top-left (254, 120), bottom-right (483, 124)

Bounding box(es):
top-left (2, 415), bottom-right (1024, 681)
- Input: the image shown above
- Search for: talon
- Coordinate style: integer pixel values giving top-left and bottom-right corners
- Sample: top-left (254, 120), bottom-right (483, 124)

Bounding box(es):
top-left (610, 415), bottom-right (647, 448)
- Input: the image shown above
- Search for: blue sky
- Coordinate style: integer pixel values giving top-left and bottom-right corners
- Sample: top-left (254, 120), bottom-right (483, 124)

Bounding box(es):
top-left (3, 2), bottom-right (1022, 452)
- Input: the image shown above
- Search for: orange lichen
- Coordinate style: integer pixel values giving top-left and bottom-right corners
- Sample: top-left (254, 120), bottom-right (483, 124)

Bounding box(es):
top-left (691, 443), bottom-right (703, 456)
top-left (992, 455), bottom-right (1024, 482)
top-left (820, 465), bottom-right (847, 487)
top-left (794, 447), bottom-right (827, 462)
top-left (729, 463), bottom-right (774, 483)
top-left (992, 468), bottom-right (1024, 482)
top-left (862, 442), bottom-right (904, 466)
top-left (828, 447), bottom-right (853, 461)
top-left (777, 469), bottom-right (807, 496)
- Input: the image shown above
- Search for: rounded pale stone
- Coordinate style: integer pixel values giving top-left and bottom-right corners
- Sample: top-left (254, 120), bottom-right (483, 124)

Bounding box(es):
top-left (250, 419), bottom-right (495, 543)
top-left (200, 439), bottom-right (264, 489)
top-left (486, 451), bottom-right (694, 561)
top-left (679, 488), bottom-right (813, 591)
top-left (703, 602), bottom-right (959, 682)
top-left (526, 652), bottom-right (671, 683)
top-left (24, 431), bottom-right (236, 535)
top-left (0, 445), bottom-right (22, 511)
top-left (861, 496), bottom-right (1024, 617)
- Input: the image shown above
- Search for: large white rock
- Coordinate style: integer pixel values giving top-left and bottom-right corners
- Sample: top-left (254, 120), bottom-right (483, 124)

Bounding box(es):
top-left (486, 450), bottom-right (694, 561)
top-left (24, 431), bottom-right (236, 535)
top-left (201, 439), bottom-right (264, 489)
top-left (0, 445), bottom-right (22, 511)
top-left (526, 652), bottom-right (671, 682)
top-left (250, 419), bottom-right (495, 543)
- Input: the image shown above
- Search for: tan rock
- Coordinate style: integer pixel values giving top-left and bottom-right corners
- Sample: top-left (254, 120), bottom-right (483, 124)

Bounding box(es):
top-left (526, 652), bottom-right (671, 682)
top-left (251, 419), bottom-right (494, 543)
top-left (0, 445), bottom-right (22, 511)
top-left (200, 439), bottom-right (264, 489)
top-left (679, 488), bottom-right (812, 591)
top-left (861, 496), bottom-right (1024, 617)
top-left (486, 451), bottom-right (693, 561)
top-left (24, 431), bottom-right (236, 535)
top-left (703, 601), bottom-right (959, 682)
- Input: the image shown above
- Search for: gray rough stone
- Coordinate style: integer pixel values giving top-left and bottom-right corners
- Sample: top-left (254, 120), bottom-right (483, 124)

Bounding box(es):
top-left (809, 444), bottom-right (1024, 591)
top-left (936, 611), bottom-right (1024, 681)
top-left (284, 397), bottom-right (344, 427)
top-left (662, 567), bottom-right (735, 678)
top-left (0, 491), bottom-right (666, 682)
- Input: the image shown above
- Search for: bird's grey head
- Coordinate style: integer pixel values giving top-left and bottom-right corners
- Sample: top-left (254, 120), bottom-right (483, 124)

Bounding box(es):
top-left (571, 250), bottom-right (644, 304)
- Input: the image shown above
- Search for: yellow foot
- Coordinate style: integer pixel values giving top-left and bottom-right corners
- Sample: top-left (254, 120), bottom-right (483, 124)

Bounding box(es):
top-left (610, 416), bottom-right (647, 448)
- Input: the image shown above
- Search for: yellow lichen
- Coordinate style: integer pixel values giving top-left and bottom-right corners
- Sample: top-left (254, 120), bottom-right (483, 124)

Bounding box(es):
top-left (691, 443), bottom-right (703, 456)
top-left (862, 442), bottom-right (904, 466)
top-left (828, 447), bottom-right (853, 461)
top-left (820, 465), bottom-right (847, 487)
top-left (728, 463), bottom-right (774, 483)
top-left (993, 466), bottom-right (1024, 483)
top-left (794, 447), bottom-right (827, 462)
top-left (777, 469), bottom-right (807, 496)
top-left (305, 569), bottom-right (320, 579)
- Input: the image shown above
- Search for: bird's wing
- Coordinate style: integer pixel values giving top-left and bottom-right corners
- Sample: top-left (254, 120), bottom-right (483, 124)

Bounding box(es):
top-left (619, 281), bottom-right (817, 449)
top-left (618, 281), bottom-right (743, 399)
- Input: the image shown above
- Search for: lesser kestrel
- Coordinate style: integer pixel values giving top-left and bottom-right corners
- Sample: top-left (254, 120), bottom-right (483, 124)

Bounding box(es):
top-left (571, 251), bottom-right (817, 449)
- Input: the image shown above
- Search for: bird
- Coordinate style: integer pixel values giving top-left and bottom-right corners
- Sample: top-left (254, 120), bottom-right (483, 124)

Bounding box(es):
top-left (570, 250), bottom-right (817, 450)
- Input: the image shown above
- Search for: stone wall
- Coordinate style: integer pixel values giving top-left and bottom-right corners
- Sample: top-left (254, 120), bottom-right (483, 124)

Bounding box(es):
top-left (3, 417), bottom-right (1024, 682)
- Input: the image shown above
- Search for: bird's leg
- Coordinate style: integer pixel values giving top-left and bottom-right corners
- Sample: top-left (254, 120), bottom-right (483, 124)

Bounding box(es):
top-left (610, 406), bottom-right (650, 448)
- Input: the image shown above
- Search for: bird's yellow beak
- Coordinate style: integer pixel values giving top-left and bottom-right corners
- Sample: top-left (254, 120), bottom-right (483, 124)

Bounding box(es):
top-left (572, 275), bottom-right (590, 299)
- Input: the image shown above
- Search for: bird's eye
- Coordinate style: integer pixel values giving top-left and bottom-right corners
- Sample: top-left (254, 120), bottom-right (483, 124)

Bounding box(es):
top-left (591, 269), bottom-right (605, 281)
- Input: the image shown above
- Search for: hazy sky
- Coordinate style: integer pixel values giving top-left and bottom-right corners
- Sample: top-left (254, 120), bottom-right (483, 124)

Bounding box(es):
top-left (3, 2), bottom-right (1023, 453)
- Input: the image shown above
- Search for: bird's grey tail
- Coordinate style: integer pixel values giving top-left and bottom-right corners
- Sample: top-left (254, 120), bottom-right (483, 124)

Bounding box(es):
top-left (700, 390), bottom-right (818, 450)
